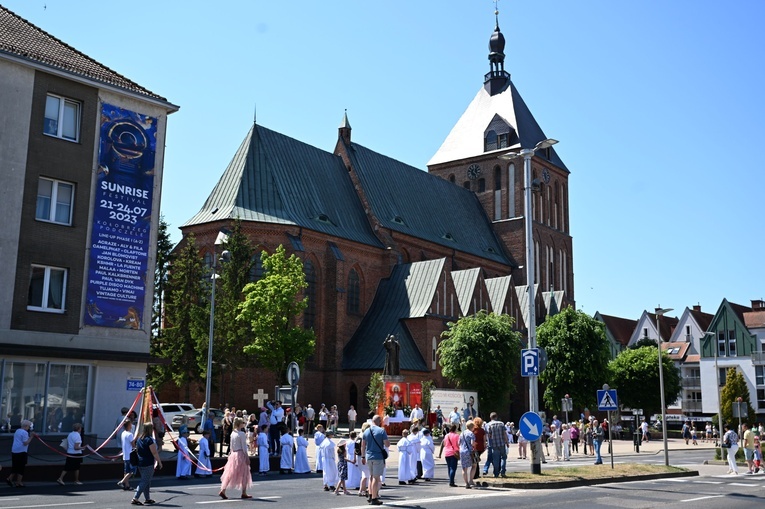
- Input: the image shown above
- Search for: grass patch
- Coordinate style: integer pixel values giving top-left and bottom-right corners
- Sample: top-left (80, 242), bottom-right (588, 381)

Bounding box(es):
top-left (482, 463), bottom-right (690, 484)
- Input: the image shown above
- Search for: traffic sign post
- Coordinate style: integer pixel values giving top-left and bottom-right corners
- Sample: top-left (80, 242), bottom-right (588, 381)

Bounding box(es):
top-left (599, 384), bottom-right (617, 469)
top-left (520, 411), bottom-right (544, 442)
top-left (287, 362), bottom-right (300, 433)
top-left (561, 395), bottom-right (573, 425)
top-left (521, 348), bottom-right (539, 377)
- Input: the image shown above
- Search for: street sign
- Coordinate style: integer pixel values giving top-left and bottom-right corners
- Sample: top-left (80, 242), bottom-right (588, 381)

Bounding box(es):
top-left (519, 411), bottom-right (544, 441)
top-left (521, 348), bottom-right (539, 376)
top-left (287, 362), bottom-right (300, 386)
top-left (561, 397), bottom-right (573, 412)
top-left (597, 389), bottom-right (618, 411)
top-left (126, 378), bottom-right (145, 391)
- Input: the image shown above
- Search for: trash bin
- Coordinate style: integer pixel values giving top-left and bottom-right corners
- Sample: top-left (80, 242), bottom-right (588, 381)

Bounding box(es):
top-left (633, 431), bottom-right (641, 453)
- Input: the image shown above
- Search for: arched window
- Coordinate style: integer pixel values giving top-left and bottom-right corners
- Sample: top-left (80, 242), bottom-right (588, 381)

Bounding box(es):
top-left (493, 166), bottom-right (502, 220)
top-left (432, 336), bottom-right (438, 370)
top-left (204, 252), bottom-right (213, 269)
top-left (554, 183), bottom-right (560, 230)
top-left (494, 166), bottom-right (502, 190)
top-left (484, 130), bottom-right (498, 151)
top-left (478, 178), bottom-right (486, 192)
top-left (508, 163), bottom-right (515, 217)
top-left (303, 260), bottom-right (317, 329)
top-left (248, 254), bottom-right (263, 282)
top-left (347, 269), bottom-right (360, 314)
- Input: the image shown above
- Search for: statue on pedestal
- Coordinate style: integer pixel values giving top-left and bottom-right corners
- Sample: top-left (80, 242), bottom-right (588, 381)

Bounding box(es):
top-left (383, 334), bottom-right (400, 376)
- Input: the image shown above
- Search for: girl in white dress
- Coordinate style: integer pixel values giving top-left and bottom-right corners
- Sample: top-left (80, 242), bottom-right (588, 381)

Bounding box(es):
top-left (314, 425), bottom-right (326, 472)
top-left (257, 425), bottom-right (270, 475)
top-left (176, 426), bottom-right (192, 479)
top-left (397, 429), bottom-right (414, 484)
top-left (197, 429), bottom-right (213, 477)
top-left (294, 429), bottom-right (311, 473)
top-left (319, 432), bottom-right (338, 490)
top-left (346, 431), bottom-right (361, 489)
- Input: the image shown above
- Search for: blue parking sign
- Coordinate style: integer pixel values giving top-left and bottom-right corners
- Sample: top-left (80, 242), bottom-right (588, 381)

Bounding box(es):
top-left (521, 348), bottom-right (539, 376)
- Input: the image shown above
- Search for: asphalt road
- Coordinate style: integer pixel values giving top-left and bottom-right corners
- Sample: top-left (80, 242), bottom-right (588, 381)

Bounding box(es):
top-left (2, 450), bottom-right (762, 509)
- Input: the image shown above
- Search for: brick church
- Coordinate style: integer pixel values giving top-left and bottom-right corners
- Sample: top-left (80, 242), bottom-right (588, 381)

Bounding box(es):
top-left (173, 13), bottom-right (574, 416)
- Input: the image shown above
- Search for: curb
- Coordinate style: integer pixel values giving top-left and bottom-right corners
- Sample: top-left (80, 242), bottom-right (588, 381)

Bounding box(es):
top-left (490, 469), bottom-right (699, 490)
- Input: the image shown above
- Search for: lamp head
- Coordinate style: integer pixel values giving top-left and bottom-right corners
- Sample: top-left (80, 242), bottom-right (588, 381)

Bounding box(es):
top-left (499, 151), bottom-right (521, 161)
top-left (535, 139), bottom-right (559, 151)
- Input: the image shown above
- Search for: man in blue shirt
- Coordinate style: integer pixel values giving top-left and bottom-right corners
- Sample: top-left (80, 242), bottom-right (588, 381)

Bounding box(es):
top-left (361, 415), bottom-right (389, 506)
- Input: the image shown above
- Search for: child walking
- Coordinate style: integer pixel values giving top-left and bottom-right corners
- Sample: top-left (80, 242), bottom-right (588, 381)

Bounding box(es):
top-left (334, 441), bottom-right (353, 495)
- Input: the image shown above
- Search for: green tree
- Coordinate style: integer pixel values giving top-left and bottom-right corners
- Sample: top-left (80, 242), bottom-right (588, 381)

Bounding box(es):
top-left (150, 234), bottom-right (208, 399)
top-left (238, 245), bottom-right (316, 379)
top-left (629, 337), bottom-right (658, 349)
top-left (421, 379), bottom-right (435, 414)
top-left (151, 216), bottom-right (174, 340)
top-left (367, 372), bottom-right (385, 412)
top-left (537, 307), bottom-right (611, 411)
top-left (720, 367), bottom-right (756, 427)
top-left (608, 346), bottom-right (681, 418)
top-left (438, 311), bottom-right (522, 412)
top-left (214, 220), bottom-right (254, 402)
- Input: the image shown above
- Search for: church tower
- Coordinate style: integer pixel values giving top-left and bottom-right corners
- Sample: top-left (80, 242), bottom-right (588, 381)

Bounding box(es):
top-left (427, 8), bottom-right (574, 321)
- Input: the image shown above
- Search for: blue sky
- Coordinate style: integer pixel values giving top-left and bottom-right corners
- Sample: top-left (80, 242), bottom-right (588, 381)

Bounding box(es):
top-left (6, 0), bottom-right (763, 321)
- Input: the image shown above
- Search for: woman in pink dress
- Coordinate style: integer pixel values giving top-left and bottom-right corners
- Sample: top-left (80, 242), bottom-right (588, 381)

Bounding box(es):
top-left (219, 418), bottom-right (253, 499)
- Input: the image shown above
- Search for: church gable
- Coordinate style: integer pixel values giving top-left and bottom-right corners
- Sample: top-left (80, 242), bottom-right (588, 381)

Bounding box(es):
top-left (483, 113), bottom-right (518, 152)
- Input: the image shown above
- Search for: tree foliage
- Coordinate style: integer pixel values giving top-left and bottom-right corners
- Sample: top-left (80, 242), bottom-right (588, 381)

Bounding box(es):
top-left (630, 337), bottom-right (658, 349)
top-left (537, 307), bottom-right (611, 411)
top-left (238, 245), bottom-right (315, 378)
top-left (608, 346), bottom-right (681, 418)
top-left (720, 367), bottom-right (756, 427)
top-left (438, 311), bottom-right (522, 412)
top-left (367, 372), bottom-right (385, 413)
top-left (150, 234), bottom-right (208, 400)
top-left (214, 220), bottom-right (254, 377)
top-left (151, 216), bottom-right (173, 340)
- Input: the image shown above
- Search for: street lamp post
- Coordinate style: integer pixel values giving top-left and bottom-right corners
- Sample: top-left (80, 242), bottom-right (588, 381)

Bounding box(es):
top-left (500, 138), bottom-right (558, 475)
top-left (202, 232), bottom-right (230, 423)
top-left (655, 306), bottom-right (673, 467)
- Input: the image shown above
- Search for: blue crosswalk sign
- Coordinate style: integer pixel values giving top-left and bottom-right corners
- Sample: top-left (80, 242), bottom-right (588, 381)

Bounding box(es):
top-left (597, 389), bottom-right (618, 411)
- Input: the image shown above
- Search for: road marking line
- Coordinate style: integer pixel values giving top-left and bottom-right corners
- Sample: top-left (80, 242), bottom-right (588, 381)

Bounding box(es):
top-left (187, 483), bottom-right (260, 490)
top-left (691, 480), bottom-right (723, 484)
top-left (338, 490), bottom-right (518, 509)
top-left (197, 496), bottom-right (280, 504)
top-left (681, 495), bottom-right (724, 502)
top-left (729, 482), bottom-right (758, 487)
top-left (2, 503), bottom-right (94, 509)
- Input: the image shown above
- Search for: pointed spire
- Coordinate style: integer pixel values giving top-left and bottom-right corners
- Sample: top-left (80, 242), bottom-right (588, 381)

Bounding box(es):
top-left (485, 5), bottom-right (509, 95)
top-left (339, 109), bottom-right (352, 144)
top-left (253, 103), bottom-right (257, 125)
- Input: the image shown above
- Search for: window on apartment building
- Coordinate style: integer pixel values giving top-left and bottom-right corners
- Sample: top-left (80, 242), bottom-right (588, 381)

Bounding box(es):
top-left (756, 366), bottom-right (765, 386)
top-left (44, 94), bottom-right (81, 141)
top-left (728, 329), bottom-right (737, 357)
top-left (685, 325), bottom-right (691, 341)
top-left (643, 328), bottom-right (648, 338)
top-left (36, 178), bottom-right (74, 225)
top-left (718, 331), bottom-right (726, 356)
top-left (719, 367), bottom-right (730, 386)
top-left (28, 265), bottom-right (67, 312)
top-left (347, 269), bottom-right (360, 314)
top-left (758, 388), bottom-right (765, 409)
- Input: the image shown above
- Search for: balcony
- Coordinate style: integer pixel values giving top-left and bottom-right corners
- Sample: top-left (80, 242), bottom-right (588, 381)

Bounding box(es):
top-left (682, 376), bottom-right (701, 388)
top-left (752, 352), bottom-right (765, 365)
top-left (682, 401), bottom-right (703, 412)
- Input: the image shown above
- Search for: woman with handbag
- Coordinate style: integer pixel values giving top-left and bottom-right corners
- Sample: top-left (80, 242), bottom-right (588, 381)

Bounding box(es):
top-left (439, 424), bottom-right (460, 487)
top-left (722, 423), bottom-right (739, 475)
top-left (131, 422), bottom-right (162, 506)
top-left (459, 421), bottom-right (476, 489)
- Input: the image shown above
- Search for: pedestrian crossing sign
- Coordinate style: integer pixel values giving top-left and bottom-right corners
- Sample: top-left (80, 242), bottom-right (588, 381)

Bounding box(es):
top-left (596, 389), bottom-right (618, 411)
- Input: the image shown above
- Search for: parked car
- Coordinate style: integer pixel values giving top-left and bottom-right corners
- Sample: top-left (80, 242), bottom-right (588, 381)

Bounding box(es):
top-left (157, 403), bottom-right (194, 425)
top-left (172, 408), bottom-right (224, 433)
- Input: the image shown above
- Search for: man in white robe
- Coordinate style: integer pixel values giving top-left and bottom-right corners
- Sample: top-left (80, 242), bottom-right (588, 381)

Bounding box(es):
top-left (314, 425), bottom-right (326, 473)
top-left (319, 432), bottom-right (338, 490)
top-left (409, 427), bottom-right (421, 481)
top-left (420, 429), bottom-right (435, 480)
top-left (279, 426), bottom-right (294, 473)
top-left (397, 430), bottom-right (414, 485)
top-left (294, 429), bottom-right (311, 473)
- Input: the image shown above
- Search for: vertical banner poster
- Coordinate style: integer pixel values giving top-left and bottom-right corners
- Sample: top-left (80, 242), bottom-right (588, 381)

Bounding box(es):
top-left (408, 382), bottom-right (422, 409)
top-left (385, 381), bottom-right (406, 412)
top-left (84, 103), bottom-right (157, 328)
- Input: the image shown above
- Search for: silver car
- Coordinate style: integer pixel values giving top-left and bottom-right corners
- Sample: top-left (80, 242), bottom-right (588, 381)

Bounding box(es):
top-left (172, 408), bottom-right (224, 433)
